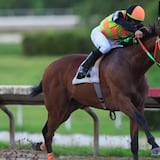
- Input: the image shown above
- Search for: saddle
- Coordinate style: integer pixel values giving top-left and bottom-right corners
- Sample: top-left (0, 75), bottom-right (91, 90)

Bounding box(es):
top-left (72, 56), bottom-right (109, 109)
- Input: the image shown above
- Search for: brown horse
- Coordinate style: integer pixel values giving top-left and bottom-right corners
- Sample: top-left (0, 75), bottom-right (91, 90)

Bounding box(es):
top-left (31, 25), bottom-right (160, 160)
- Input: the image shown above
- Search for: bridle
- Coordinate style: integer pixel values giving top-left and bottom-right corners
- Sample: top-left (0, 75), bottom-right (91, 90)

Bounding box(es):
top-left (137, 36), bottom-right (160, 66)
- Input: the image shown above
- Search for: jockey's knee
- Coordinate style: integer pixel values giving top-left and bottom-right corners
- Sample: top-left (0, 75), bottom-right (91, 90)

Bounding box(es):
top-left (99, 46), bottom-right (111, 54)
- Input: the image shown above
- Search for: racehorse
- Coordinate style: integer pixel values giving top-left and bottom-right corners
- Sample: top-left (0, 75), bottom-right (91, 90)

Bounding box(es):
top-left (31, 25), bottom-right (160, 160)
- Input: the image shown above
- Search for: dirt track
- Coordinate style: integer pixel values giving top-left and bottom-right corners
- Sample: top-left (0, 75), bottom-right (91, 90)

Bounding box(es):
top-left (0, 150), bottom-right (158, 160)
top-left (56, 157), bottom-right (158, 160)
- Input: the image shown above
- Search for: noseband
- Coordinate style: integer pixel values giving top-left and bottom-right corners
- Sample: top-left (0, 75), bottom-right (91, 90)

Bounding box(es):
top-left (137, 36), bottom-right (160, 66)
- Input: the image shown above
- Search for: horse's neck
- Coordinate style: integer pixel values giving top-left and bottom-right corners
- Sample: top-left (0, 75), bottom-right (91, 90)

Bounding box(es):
top-left (129, 44), bottom-right (154, 75)
top-left (115, 38), bottom-right (155, 76)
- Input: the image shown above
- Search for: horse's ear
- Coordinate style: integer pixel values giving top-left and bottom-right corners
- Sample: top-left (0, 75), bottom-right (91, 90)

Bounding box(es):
top-left (149, 24), bottom-right (156, 35)
top-left (140, 26), bottom-right (150, 36)
top-left (154, 25), bottom-right (160, 36)
top-left (148, 24), bottom-right (160, 36)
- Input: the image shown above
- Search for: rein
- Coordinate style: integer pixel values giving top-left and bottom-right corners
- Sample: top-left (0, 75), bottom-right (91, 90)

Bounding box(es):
top-left (137, 36), bottom-right (160, 66)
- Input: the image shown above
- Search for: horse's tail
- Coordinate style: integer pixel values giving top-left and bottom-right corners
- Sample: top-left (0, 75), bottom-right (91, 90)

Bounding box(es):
top-left (30, 80), bottom-right (43, 97)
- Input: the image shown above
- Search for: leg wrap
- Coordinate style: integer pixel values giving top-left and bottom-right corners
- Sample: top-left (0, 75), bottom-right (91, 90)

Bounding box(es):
top-left (48, 153), bottom-right (54, 160)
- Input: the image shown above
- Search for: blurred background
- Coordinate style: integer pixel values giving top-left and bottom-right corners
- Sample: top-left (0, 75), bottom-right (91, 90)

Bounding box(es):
top-left (0, 0), bottom-right (158, 43)
top-left (0, 0), bottom-right (159, 85)
top-left (0, 0), bottom-right (159, 154)
top-left (0, 0), bottom-right (157, 30)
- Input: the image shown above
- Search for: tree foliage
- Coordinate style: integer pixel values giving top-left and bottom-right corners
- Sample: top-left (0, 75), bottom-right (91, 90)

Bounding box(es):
top-left (0, 0), bottom-right (84, 9)
top-left (0, 0), bottom-right (158, 25)
top-left (74, 0), bottom-right (158, 26)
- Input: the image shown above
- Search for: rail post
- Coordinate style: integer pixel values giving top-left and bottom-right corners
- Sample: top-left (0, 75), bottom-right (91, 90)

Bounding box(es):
top-left (84, 107), bottom-right (99, 156)
top-left (0, 105), bottom-right (16, 149)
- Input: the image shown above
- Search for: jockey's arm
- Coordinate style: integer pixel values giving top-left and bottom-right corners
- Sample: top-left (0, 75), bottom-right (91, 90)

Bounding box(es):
top-left (112, 11), bottom-right (143, 33)
top-left (112, 11), bottom-right (144, 38)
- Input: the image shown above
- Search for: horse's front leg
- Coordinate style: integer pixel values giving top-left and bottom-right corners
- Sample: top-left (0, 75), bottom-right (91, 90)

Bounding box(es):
top-left (119, 96), bottom-right (160, 157)
top-left (130, 119), bottom-right (139, 160)
top-left (134, 111), bottom-right (160, 155)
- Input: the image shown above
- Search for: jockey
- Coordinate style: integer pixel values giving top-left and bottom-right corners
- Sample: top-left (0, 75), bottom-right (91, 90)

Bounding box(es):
top-left (76, 4), bottom-right (145, 79)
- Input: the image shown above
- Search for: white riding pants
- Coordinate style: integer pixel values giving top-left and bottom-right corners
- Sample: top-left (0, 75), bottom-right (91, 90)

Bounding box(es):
top-left (90, 26), bottom-right (123, 54)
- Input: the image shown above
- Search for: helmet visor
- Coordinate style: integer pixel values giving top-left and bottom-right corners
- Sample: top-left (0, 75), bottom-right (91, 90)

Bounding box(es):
top-left (127, 15), bottom-right (142, 25)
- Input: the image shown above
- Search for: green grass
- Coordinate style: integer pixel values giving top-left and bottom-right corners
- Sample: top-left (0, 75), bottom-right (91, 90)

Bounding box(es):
top-left (0, 55), bottom-right (57, 85)
top-left (0, 43), bottom-right (22, 56)
top-left (0, 44), bottom-right (60, 85)
top-left (0, 142), bottom-right (159, 159)
top-left (0, 105), bottom-right (131, 135)
top-left (146, 65), bottom-right (160, 87)
top-left (0, 58), bottom-right (57, 85)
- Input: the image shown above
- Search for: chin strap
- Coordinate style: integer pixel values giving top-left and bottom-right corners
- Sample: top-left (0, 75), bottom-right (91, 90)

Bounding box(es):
top-left (137, 36), bottom-right (160, 66)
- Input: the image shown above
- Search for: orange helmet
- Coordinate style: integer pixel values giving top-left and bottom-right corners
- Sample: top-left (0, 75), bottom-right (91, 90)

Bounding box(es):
top-left (126, 5), bottom-right (145, 22)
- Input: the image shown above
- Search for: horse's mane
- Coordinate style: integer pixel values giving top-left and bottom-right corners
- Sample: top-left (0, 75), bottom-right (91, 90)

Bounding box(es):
top-left (140, 24), bottom-right (157, 39)
top-left (141, 24), bottom-right (160, 39)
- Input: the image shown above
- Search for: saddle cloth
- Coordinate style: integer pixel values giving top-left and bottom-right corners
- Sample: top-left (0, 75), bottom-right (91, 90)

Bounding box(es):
top-left (72, 57), bottom-right (103, 85)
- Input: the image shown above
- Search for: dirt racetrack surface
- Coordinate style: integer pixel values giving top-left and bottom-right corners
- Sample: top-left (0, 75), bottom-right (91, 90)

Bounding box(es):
top-left (56, 157), bottom-right (158, 160)
top-left (0, 150), bottom-right (158, 160)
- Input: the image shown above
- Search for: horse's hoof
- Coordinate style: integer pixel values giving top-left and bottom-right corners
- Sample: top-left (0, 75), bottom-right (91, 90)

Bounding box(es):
top-left (32, 142), bottom-right (43, 151)
top-left (151, 147), bottom-right (160, 156)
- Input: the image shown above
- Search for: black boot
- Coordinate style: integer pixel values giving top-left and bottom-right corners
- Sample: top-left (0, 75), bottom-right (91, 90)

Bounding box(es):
top-left (77, 49), bottom-right (103, 79)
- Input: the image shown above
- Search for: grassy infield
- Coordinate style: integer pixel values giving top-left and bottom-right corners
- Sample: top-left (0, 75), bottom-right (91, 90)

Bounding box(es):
top-left (0, 43), bottom-right (159, 158)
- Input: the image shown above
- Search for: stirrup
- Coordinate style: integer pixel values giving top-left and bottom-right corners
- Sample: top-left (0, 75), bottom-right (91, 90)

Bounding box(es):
top-left (76, 67), bottom-right (88, 79)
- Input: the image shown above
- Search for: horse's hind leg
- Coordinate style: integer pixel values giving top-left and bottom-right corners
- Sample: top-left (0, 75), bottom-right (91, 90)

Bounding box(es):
top-left (35, 117), bottom-right (59, 159)
top-left (41, 119), bottom-right (55, 160)
top-left (34, 121), bottom-right (50, 152)
top-left (32, 122), bottom-right (48, 151)
top-left (42, 97), bottom-right (77, 160)
top-left (43, 109), bottom-right (60, 160)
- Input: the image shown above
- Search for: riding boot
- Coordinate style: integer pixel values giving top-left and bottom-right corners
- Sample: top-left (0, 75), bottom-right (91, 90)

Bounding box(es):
top-left (77, 49), bottom-right (103, 79)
